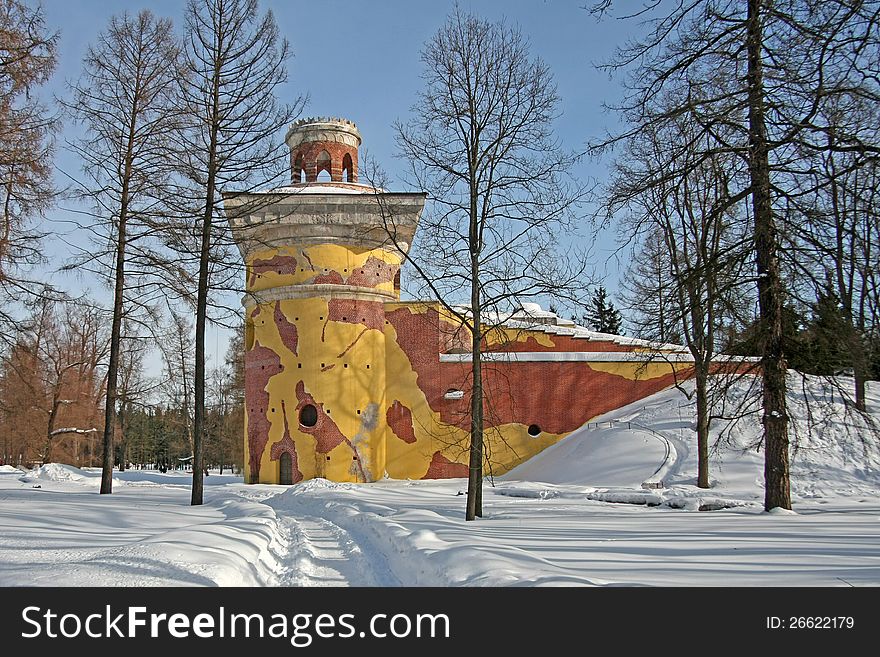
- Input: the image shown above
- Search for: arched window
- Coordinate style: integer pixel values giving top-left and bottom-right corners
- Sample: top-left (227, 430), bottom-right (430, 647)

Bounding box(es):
top-left (293, 154), bottom-right (305, 183)
top-left (279, 452), bottom-right (293, 485)
top-left (342, 153), bottom-right (353, 182)
top-left (316, 149), bottom-right (331, 182)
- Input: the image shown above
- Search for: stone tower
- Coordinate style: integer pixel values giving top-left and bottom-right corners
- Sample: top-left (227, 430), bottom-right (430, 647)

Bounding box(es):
top-left (224, 117), bottom-right (426, 484)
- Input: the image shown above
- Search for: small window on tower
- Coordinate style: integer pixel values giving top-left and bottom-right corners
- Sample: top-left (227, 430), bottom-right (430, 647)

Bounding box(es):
top-left (299, 404), bottom-right (318, 427)
top-left (342, 153), bottom-right (353, 182)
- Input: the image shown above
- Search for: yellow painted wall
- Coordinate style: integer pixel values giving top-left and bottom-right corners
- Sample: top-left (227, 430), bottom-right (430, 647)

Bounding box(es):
top-left (243, 242), bottom-right (400, 485)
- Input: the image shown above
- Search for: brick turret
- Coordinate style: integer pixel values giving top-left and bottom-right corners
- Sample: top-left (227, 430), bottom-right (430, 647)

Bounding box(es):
top-left (286, 117), bottom-right (361, 184)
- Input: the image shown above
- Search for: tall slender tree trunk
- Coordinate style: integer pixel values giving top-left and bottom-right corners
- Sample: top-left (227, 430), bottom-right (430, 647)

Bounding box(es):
top-left (695, 365), bottom-right (710, 489)
top-left (101, 196), bottom-right (128, 493)
top-left (192, 118), bottom-right (219, 506)
top-left (466, 254), bottom-right (484, 521)
top-left (101, 104), bottom-right (136, 493)
top-left (192, 184), bottom-right (213, 506)
top-left (747, 0), bottom-right (791, 511)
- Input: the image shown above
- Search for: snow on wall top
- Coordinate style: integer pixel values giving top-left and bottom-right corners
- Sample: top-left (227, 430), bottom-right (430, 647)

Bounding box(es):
top-left (451, 302), bottom-right (691, 353)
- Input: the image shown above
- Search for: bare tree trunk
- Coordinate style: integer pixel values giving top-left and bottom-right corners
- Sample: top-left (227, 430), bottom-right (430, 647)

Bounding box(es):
top-left (695, 365), bottom-right (710, 489)
top-left (747, 0), bottom-right (790, 511)
top-left (850, 333), bottom-right (868, 412)
top-left (466, 253), bottom-right (483, 521)
top-left (43, 398), bottom-right (60, 464)
top-left (101, 166), bottom-right (130, 494)
top-left (192, 136), bottom-right (218, 507)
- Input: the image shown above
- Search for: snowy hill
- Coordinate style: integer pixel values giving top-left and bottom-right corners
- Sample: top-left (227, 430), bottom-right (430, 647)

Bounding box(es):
top-left (1, 374), bottom-right (878, 587)
top-left (504, 374), bottom-right (880, 501)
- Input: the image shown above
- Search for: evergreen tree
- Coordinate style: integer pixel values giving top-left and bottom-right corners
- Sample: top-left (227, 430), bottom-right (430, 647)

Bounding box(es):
top-left (806, 280), bottom-right (851, 376)
top-left (583, 286), bottom-right (624, 335)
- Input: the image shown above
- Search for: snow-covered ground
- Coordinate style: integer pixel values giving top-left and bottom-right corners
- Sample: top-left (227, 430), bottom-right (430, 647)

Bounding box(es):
top-left (1, 375), bottom-right (878, 586)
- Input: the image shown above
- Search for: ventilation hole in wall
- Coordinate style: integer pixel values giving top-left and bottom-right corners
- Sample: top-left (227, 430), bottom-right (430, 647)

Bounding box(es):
top-left (344, 363), bottom-right (348, 368)
top-left (321, 363), bottom-right (325, 368)
top-left (319, 316), bottom-right (324, 320)
top-left (366, 364), bottom-right (370, 369)
top-left (326, 409), bottom-right (330, 414)
top-left (271, 408), bottom-right (275, 413)
top-left (356, 409), bottom-right (361, 415)
top-left (344, 269), bottom-right (347, 273)
top-left (277, 269), bottom-right (281, 274)
top-left (294, 317), bottom-right (299, 321)
top-left (261, 365), bottom-right (265, 370)
top-left (527, 424), bottom-right (542, 437)
top-left (299, 404), bottom-right (318, 427)
top-left (342, 316), bottom-right (347, 321)
top-left (352, 456), bottom-right (358, 461)
top-left (326, 456), bottom-right (331, 461)
top-left (297, 363), bottom-right (302, 369)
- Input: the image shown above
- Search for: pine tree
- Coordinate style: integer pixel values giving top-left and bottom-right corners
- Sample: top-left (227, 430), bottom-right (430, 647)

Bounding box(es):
top-left (583, 286), bottom-right (623, 335)
top-left (807, 280), bottom-right (850, 376)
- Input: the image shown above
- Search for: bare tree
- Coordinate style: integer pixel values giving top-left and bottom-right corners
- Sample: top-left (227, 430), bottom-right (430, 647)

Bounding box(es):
top-left (789, 101), bottom-right (880, 411)
top-left (115, 328), bottom-right (153, 470)
top-left (157, 310), bottom-right (196, 457)
top-left (0, 0), bottom-right (58, 336)
top-left (171, 0), bottom-right (304, 505)
top-left (621, 228), bottom-right (682, 344)
top-left (591, 0), bottom-right (880, 511)
top-left (388, 8), bottom-right (588, 521)
top-left (63, 10), bottom-right (182, 494)
top-left (610, 116), bottom-right (754, 488)
top-left (0, 298), bottom-right (108, 465)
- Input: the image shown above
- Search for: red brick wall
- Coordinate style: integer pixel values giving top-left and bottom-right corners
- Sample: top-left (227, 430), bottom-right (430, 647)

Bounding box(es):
top-left (290, 141), bottom-right (358, 183)
top-left (387, 306), bottom-right (686, 437)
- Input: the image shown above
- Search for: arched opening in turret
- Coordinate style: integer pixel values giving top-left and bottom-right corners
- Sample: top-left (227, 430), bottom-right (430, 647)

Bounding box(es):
top-left (342, 153), bottom-right (353, 182)
top-left (316, 149), bottom-right (331, 182)
top-left (293, 153), bottom-right (305, 183)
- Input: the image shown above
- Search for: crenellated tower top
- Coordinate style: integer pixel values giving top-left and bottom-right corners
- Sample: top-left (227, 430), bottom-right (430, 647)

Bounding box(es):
top-left (286, 117), bottom-right (362, 184)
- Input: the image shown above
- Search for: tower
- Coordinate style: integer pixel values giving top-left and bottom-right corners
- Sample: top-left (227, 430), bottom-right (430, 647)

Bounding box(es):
top-left (225, 117), bottom-right (425, 484)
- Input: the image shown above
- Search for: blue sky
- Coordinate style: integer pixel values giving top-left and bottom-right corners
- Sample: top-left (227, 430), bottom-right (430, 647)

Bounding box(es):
top-left (36, 0), bottom-right (641, 372)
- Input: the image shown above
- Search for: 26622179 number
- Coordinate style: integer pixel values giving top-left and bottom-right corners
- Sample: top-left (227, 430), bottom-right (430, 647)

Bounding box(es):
top-left (788, 617), bottom-right (854, 629)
